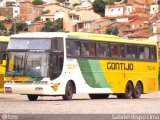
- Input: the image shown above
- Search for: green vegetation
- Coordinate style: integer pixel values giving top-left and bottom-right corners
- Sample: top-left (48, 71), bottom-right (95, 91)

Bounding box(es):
top-left (0, 22), bottom-right (7, 31)
top-left (72, 3), bottom-right (79, 8)
top-left (92, 0), bottom-right (115, 16)
top-left (104, 0), bottom-right (115, 5)
top-left (106, 26), bottom-right (119, 35)
top-left (92, 0), bottom-right (106, 16)
top-left (0, 22), bottom-right (7, 35)
top-left (41, 18), bottom-right (63, 32)
top-left (35, 16), bottom-right (41, 21)
top-left (56, 0), bottom-right (65, 3)
top-left (32, 0), bottom-right (44, 5)
top-left (10, 22), bottom-right (28, 33)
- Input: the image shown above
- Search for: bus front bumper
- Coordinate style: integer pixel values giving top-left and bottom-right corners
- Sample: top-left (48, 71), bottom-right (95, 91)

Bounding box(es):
top-left (4, 84), bottom-right (63, 95)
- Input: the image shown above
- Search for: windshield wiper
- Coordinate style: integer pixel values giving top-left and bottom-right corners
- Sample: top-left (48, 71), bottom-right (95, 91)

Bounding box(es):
top-left (7, 71), bottom-right (17, 77)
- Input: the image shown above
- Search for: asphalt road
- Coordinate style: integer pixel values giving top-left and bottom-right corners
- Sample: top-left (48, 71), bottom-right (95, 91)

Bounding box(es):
top-left (0, 91), bottom-right (160, 115)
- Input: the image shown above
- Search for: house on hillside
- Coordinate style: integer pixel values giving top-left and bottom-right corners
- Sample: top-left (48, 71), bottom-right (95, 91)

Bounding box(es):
top-left (94, 18), bottom-right (114, 34)
top-left (63, 9), bottom-right (101, 32)
top-left (0, 6), bottom-right (19, 19)
top-left (19, 1), bottom-right (43, 22)
top-left (105, 4), bottom-right (133, 17)
top-left (41, 3), bottom-right (72, 21)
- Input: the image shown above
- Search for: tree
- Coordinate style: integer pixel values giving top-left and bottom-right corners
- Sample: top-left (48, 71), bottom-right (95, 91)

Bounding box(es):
top-left (92, 0), bottom-right (115, 16)
top-left (35, 16), bottom-right (41, 21)
top-left (0, 22), bottom-right (7, 31)
top-left (0, 22), bottom-right (7, 35)
top-left (10, 22), bottom-right (28, 34)
top-left (32, 0), bottom-right (43, 5)
top-left (41, 18), bottom-right (63, 32)
top-left (72, 3), bottom-right (79, 8)
top-left (56, 0), bottom-right (65, 3)
top-left (92, 0), bottom-right (106, 16)
top-left (104, 0), bottom-right (115, 5)
top-left (106, 26), bottom-right (119, 35)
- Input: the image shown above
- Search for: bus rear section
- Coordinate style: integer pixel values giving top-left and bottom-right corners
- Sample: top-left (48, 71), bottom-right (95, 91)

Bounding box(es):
top-left (65, 33), bottom-right (159, 99)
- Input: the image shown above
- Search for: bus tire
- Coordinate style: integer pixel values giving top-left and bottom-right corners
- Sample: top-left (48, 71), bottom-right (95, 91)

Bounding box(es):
top-left (132, 82), bottom-right (142, 99)
top-left (62, 82), bottom-right (74, 100)
top-left (89, 94), bottom-right (109, 99)
top-left (120, 82), bottom-right (133, 99)
top-left (27, 95), bottom-right (38, 101)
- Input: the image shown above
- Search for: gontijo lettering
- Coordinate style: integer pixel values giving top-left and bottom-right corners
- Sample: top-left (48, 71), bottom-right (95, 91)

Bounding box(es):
top-left (107, 62), bottom-right (134, 70)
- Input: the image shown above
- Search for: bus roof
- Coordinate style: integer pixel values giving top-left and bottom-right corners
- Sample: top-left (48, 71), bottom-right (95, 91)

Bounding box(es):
top-left (68, 32), bottom-right (157, 45)
top-left (11, 32), bottom-right (67, 39)
top-left (11, 32), bottom-right (156, 45)
top-left (0, 36), bottom-right (10, 42)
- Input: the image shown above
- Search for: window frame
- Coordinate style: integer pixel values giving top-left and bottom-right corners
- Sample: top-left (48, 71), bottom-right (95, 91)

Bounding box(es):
top-left (66, 39), bottom-right (157, 62)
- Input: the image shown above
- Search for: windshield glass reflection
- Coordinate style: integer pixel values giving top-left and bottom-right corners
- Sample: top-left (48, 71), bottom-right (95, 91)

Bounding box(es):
top-left (6, 52), bottom-right (49, 77)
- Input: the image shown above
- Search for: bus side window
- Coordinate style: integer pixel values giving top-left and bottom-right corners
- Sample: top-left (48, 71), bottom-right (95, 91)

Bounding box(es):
top-left (74, 42), bottom-right (80, 56)
top-left (144, 46), bottom-right (149, 60)
top-left (111, 44), bottom-right (118, 58)
top-left (82, 42), bottom-right (89, 57)
top-left (126, 45), bottom-right (132, 59)
top-left (66, 41), bottom-right (73, 56)
top-left (132, 46), bottom-right (138, 59)
top-left (139, 47), bottom-right (145, 60)
top-left (150, 47), bottom-right (156, 60)
top-left (89, 43), bottom-right (96, 57)
top-left (97, 43), bottom-right (110, 58)
top-left (97, 43), bottom-right (104, 57)
top-left (119, 45), bottom-right (125, 58)
top-left (66, 41), bottom-right (81, 56)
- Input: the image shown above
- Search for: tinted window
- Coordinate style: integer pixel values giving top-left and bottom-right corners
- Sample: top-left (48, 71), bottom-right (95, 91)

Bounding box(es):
top-left (149, 47), bottom-right (156, 60)
top-left (67, 41), bottom-right (81, 56)
top-left (82, 42), bottom-right (95, 57)
top-left (8, 39), bottom-right (51, 50)
top-left (126, 45), bottom-right (138, 59)
top-left (119, 44), bottom-right (125, 58)
top-left (97, 43), bottom-right (110, 57)
top-left (139, 46), bottom-right (150, 60)
top-left (0, 43), bottom-right (8, 51)
top-left (111, 44), bottom-right (118, 58)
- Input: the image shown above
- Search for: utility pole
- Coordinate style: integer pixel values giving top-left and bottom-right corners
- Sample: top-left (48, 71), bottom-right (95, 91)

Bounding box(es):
top-left (14, 18), bottom-right (16, 34)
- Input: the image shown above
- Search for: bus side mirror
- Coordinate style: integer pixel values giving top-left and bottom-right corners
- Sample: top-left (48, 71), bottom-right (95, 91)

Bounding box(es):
top-left (0, 60), bottom-right (6, 67)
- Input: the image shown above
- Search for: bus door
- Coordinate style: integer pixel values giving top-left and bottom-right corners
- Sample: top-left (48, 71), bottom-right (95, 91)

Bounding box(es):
top-left (49, 52), bottom-right (63, 80)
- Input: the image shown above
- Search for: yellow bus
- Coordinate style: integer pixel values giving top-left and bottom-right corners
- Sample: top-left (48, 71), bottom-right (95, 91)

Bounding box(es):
top-left (4, 32), bottom-right (158, 100)
top-left (0, 36), bottom-right (9, 93)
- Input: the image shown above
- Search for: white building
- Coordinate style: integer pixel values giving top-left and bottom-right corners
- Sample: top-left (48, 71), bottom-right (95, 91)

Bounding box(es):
top-left (150, 4), bottom-right (159, 14)
top-left (13, 6), bottom-right (20, 19)
top-left (105, 4), bottom-right (133, 17)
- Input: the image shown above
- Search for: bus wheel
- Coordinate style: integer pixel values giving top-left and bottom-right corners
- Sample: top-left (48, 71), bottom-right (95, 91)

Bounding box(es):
top-left (62, 82), bottom-right (74, 100)
top-left (27, 95), bottom-right (38, 101)
top-left (124, 82), bottom-right (133, 99)
top-left (119, 82), bottom-right (133, 99)
top-left (132, 82), bottom-right (142, 99)
top-left (89, 94), bottom-right (109, 99)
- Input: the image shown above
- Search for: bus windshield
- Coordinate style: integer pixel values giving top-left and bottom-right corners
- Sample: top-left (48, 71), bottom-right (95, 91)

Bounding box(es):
top-left (6, 52), bottom-right (49, 77)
